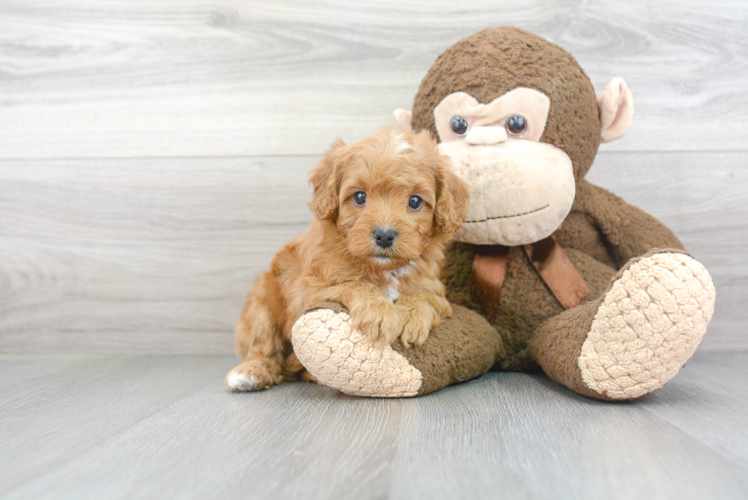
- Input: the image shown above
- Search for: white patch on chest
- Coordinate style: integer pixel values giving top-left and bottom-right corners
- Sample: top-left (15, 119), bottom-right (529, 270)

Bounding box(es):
top-left (381, 260), bottom-right (416, 302)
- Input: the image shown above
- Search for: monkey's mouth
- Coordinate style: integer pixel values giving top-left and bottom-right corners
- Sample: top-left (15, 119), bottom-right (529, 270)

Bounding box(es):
top-left (463, 205), bottom-right (549, 224)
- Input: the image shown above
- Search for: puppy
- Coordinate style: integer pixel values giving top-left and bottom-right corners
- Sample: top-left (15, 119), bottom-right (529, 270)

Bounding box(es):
top-left (225, 126), bottom-right (470, 391)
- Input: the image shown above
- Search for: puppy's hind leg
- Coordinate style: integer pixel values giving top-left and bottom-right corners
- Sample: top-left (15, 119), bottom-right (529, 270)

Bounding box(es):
top-left (226, 272), bottom-right (286, 392)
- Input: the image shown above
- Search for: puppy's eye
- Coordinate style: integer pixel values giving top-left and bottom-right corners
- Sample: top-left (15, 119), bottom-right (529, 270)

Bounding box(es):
top-left (450, 117), bottom-right (468, 136)
top-left (408, 195), bottom-right (423, 211)
top-left (505, 115), bottom-right (527, 136)
top-left (353, 191), bottom-right (367, 206)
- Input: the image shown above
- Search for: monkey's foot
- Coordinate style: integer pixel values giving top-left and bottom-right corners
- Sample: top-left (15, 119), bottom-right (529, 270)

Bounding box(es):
top-left (291, 302), bottom-right (501, 398)
top-left (578, 251), bottom-right (716, 400)
top-left (291, 304), bottom-right (422, 397)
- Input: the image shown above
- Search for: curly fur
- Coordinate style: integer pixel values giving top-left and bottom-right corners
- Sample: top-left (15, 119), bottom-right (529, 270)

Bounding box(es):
top-left (225, 126), bottom-right (470, 391)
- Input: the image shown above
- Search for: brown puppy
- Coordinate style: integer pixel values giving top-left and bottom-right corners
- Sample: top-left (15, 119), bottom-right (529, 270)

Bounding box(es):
top-left (225, 126), bottom-right (470, 391)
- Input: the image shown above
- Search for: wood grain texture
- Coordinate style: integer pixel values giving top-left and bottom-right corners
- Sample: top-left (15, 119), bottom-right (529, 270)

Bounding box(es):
top-left (634, 352), bottom-right (748, 468)
top-left (1, 151), bottom-right (745, 353)
top-left (0, 0), bottom-right (746, 157)
top-left (1, 353), bottom-right (747, 499)
top-left (0, 355), bottom-right (231, 496)
top-left (0, 1), bottom-right (745, 353)
top-left (0, 156), bottom-right (310, 354)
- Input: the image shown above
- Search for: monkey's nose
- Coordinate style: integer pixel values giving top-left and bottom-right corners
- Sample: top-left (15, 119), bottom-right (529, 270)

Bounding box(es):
top-left (373, 228), bottom-right (397, 249)
top-left (465, 126), bottom-right (508, 146)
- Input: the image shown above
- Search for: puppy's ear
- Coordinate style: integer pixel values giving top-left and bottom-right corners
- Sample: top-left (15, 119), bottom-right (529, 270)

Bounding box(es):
top-left (434, 154), bottom-right (470, 235)
top-left (309, 138), bottom-right (345, 220)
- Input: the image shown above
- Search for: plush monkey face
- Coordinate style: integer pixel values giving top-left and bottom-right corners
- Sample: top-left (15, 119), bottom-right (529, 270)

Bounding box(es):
top-left (396, 27), bottom-right (633, 246)
top-left (433, 88), bottom-right (575, 245)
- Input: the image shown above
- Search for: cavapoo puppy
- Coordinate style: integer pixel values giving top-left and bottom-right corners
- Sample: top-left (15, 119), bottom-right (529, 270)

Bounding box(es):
top-left (225, 126), bottom-right (470, 391)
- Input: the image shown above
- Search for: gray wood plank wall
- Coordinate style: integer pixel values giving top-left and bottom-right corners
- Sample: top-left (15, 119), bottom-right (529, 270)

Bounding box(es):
top-left (1, 0), bottom-right (746, 353)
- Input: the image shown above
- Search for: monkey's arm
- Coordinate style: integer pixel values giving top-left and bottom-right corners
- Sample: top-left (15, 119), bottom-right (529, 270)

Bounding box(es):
top-left (575, 180), bottom-right (685, 269)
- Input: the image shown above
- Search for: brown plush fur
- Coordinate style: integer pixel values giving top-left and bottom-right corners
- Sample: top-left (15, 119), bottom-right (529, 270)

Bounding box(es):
top-left (412, 27), bottom-right (686, 399)
top-left (412, 26), bottom-right (601, 180)
top-left (226, 126), bottom-right (470, 391)
top-left (304, 301), bottom-right (504, 396)
top-left (391, 304), bottom-right (504, 395)
top-left (527, 247), bottom-right (690, 400)
top-left (442, 242), bottom-right (617, 371)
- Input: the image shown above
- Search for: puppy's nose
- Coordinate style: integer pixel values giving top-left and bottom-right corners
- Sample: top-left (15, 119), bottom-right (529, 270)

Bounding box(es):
top-left (373, 228), bottom-right (397, 249)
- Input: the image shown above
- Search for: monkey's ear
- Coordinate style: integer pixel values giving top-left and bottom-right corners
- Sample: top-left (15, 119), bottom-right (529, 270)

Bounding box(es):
top-left (434, 157), bottom-right (470, 235)
top-left (597, 78), bottom-right (634, 143)
top-left (308, 139), bottom-right (345, 220)
top-left (393, 109), bottom-right (412, 130)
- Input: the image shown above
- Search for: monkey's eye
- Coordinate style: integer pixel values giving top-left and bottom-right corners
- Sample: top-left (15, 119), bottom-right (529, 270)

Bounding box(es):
top-left (505, 115), bottom-right (527, 136)
top-left (408, 195), bottom-right (423, 211)
top-left (450, 117), bottom-right (469, 136)
top-left (353, 191), bottom-right (367, 206)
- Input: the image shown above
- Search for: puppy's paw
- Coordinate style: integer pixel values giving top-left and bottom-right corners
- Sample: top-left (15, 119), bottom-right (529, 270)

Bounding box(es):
top-left (225, 359), bottom-right (279, 392)
top-left (350, 296), bottom-right (402, 348)
top-left (397, 302), bottom-right (438, 348)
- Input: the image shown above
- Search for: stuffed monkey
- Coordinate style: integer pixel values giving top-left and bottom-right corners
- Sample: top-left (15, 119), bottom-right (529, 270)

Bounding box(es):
top-left (291, 27), bottom-right (716, 400)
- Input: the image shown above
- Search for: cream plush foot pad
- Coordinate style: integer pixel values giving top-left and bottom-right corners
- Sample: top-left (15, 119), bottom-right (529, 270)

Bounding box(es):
top-left (579, 252), bottom-right (716, 399)
top-left (292, 309), bottom-right (422, 397)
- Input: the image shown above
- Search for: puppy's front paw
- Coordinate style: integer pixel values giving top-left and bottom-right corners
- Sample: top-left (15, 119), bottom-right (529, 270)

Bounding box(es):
top-left (225, 359), bottom-right (278, 392)
top-left (397, 302), bottom-right (437, 348)
top-left (350, 296), bottom-right (402, 348)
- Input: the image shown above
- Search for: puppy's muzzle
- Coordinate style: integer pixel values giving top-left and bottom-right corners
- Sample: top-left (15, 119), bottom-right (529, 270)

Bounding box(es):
top-left (373, 228), bottom-right (397, 249)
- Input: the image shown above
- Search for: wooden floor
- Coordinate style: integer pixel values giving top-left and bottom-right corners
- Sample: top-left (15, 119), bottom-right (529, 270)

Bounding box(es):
top-left (1, 352), bottom-right (747, 499)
